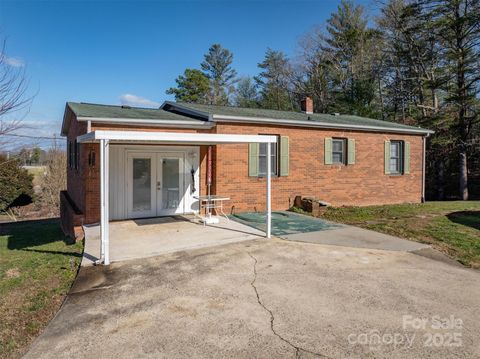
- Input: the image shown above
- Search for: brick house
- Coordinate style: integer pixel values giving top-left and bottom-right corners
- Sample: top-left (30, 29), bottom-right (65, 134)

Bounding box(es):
top-left (60, 98), bottom-right (433, 242)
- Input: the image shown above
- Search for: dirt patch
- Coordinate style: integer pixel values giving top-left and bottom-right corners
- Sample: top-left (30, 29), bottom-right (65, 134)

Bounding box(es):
top-left (4, 268), bottom-right (20, 279)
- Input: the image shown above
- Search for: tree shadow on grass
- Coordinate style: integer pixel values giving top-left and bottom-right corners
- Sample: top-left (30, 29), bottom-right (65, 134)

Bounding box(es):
top-left (446, 211), bottom-right (480, 231)
top-left (2, 218), bottom-right (82, 257)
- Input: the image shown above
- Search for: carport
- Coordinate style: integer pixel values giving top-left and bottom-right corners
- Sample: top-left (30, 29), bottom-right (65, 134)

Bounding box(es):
top-left (77, 130), bottom-right (277, 265)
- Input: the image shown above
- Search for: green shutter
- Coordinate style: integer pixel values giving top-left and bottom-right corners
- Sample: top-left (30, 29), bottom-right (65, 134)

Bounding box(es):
top-left (280, 136), bottom-right (289, 176)
top-left (347, 138), bottom-right (356, 165)
top-left (248, 143), bottom-right (259, 177)
top-left (404, 141), bottom-right (411, 174)
top-left (384, 140), bottom-right (391, 174)
top-left (324, 138), bottom-right (333, 165)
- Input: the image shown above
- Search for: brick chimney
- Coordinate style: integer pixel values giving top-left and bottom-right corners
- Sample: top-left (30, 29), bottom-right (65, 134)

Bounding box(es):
top-left (301, 97), bottom-right (313, 114)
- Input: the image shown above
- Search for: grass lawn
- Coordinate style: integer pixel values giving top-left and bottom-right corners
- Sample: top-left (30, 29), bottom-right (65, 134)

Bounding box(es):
top-left (322, 201), bottom-right (480, 268)
top-left (0, 219), bottom-right (83, 359)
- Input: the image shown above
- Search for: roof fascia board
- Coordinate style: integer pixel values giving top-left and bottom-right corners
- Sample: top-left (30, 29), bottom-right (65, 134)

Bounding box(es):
top-left (76, 116), bottom-right (215, 129)
top-left (212, 114), bottom-right (434, 135)
top-left (77, 130), bottom-right (277, 144)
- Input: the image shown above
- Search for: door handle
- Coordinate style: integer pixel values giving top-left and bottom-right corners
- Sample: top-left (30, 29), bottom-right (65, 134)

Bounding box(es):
top-left (157, 181), bottom-right (161, 190)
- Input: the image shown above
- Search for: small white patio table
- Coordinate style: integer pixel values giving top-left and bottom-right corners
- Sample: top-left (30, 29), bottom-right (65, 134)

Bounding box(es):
top-left (194, 195), bottom-right (230, 224)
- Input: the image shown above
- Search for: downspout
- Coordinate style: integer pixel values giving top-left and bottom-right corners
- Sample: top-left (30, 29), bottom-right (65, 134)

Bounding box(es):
top-left (421, 134), bottom-right (430, 203)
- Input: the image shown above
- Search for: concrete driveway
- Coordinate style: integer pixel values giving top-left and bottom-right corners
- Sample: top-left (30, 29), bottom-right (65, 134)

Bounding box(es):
top-left (25, 239), bottom-right (479, 358)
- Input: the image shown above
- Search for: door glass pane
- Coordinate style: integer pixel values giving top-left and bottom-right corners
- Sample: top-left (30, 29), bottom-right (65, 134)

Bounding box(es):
top-left (162, 158), bottom-right (180, 210)
top-left (132, 158), bottom-right (151, 211)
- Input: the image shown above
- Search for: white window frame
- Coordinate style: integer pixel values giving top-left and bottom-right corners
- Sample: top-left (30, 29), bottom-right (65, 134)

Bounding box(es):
top-left (332, 138), bottom-right (346, 165)
top-left (389, 140), bottom-right (404, 175)
top-left (258, 140), bottom-right (279, 177)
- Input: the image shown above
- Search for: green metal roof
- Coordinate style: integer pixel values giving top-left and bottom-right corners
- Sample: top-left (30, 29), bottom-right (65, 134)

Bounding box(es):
top-left (165, 101), bottom-right (432, 134)
top-left (67, 102), bottom-right (200, 122)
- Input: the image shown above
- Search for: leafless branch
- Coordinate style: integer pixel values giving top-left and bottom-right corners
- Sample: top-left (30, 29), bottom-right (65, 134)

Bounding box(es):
top-left (0, 37), bottom-right (33, 148)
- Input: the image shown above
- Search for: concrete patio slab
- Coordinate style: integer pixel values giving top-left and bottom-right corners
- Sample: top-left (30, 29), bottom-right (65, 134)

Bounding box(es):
top-left (82, 216), bottom-right (264, 265)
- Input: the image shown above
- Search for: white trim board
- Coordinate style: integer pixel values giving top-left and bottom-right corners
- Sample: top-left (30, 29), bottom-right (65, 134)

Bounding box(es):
top-left (78, 130), bottom-right (278, 144)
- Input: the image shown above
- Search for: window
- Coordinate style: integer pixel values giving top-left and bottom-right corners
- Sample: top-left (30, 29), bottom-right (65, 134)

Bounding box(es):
top-left (249, 136), bottom-right (289, 177)
top-left (389, 140), bottom-right (404, 174)
top-left (258, 142), bottom-right (278, 176)
top-left (332, 138), bottom-right (346, 164)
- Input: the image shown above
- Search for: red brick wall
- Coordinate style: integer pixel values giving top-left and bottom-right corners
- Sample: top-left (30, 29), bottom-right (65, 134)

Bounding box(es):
top-left (64, 114), bottom-right (424, 225)
top-left (65, 113), bottom-right (88, 215)
top-left (214, 122), bottom-right (424, 212)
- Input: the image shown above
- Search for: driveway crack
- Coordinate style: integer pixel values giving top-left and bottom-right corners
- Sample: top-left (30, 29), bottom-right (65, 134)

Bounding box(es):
top-left (247, 252), bottom-right (332, 359)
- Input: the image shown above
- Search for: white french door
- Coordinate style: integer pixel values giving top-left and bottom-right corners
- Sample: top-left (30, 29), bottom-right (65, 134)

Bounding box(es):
top-left (126, 152), bottom-right (184, 219)
top-left (156, 154), bottom-right (184, 216)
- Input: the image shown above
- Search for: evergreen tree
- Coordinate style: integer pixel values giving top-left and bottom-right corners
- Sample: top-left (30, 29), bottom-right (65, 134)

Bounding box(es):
top-left (0, 155), bottom-right (33, 212)
top-left (166, 68), bottom-right (209, 104)
top-left (377, 0), bottom-right (442, 122)
top-left (255, 48), bottom-right (295, 111)
top-left (234, 77), bottom-right (258, 108)
top-left (201, 44), bottom-right (238, 105)
top-left (322, 0), bottom-right (382, 117)
top-left (427, 0), bottom-right (480, 200)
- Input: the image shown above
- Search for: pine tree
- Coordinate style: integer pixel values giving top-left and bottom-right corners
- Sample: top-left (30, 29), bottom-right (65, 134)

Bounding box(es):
top-left (166, 69), bottom-right (209, 104)
top-left (201, 44), bottom-right (238, 105)
top-left (255, 49), bottom-right (295, 111)
top-left (234, 77), bottom-right (258, 108)
top-left (322, 0), bottom-right (382, 116)
top-left (427, 0), bottom-right (480, 200)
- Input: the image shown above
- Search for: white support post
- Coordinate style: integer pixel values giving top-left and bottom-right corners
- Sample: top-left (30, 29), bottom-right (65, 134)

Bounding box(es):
top-left (103, 140), bottom-right (110, 265)
top-left (266, 143), bottom-right (272, 238)
top-left (99, 139), bottom-right (110, 265)
top-left (99, 139), bottom-right (105, 261)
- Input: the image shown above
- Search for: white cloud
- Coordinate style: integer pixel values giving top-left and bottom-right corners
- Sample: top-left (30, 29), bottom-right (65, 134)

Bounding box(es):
top-left (119, 94), bottom-right (160, 108)
top-left (1, 54), bottom-right (25, 68)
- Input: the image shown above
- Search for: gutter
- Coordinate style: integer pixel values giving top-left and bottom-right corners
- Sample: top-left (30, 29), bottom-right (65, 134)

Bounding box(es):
top-left (421, 133), bottom-right (430, 202)
top-left (211, 114), bottom-right (434, 135)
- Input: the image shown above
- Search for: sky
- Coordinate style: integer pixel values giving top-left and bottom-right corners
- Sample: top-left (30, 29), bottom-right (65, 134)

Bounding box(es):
top-left (0, 0), bottom-right (375, 150)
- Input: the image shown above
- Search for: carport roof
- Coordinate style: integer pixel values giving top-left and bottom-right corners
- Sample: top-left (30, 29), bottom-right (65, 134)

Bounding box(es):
top-left (77, 130), bottom-right (277, 144)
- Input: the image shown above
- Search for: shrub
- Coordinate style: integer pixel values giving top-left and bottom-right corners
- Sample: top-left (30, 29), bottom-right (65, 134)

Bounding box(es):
top-left (0, 155), bottom-right (34, 212)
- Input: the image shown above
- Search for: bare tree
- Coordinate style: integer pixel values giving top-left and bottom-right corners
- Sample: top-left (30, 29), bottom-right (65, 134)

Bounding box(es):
top-left (0, 37), bottom-right (32, 149)
top-left (37, 138), bottom-right (66, 216)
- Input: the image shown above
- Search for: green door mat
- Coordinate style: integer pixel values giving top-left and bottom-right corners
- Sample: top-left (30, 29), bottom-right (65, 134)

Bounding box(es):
top-left (231, 211), bottom-right (342, 237)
